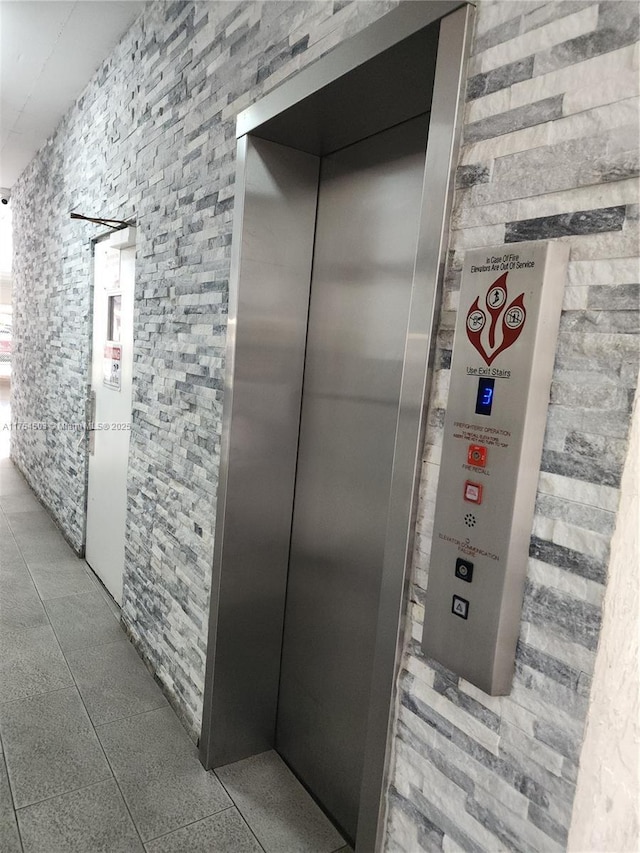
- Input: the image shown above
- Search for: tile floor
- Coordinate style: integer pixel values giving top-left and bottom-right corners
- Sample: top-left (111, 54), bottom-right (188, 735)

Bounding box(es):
top-left (0, 436), bottom-right (350, 852)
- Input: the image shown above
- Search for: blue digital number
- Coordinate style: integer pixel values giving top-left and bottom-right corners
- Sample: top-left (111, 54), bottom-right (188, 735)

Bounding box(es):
top-left (475, 378), bottom-right (495, 416)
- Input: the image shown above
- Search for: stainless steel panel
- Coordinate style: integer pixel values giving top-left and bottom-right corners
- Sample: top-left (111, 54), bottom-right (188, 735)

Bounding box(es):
top-left (357, 7), bottom-right (475, 850)
top-left (276, 116), bottom-right (429, 843)
top-left (199, 137), bottom-right (319, 768)
top-left (200, 5), bottom-right (474, 851)
top-left (252, 25), bottom-right (439, 158)
top-left (236, 1), bottom-right (463, 140)
top-left (421, 241), bottom-right (568, 693)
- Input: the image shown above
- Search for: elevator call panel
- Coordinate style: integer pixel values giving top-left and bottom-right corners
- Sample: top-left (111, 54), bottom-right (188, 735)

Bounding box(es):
top-left (421, 240), bottom-right (569, 695)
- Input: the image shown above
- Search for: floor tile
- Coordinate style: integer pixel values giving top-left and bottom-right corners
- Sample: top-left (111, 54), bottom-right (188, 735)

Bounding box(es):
top-left (0, 755), bottom-right (21, 853)
top-left (0, 471), bottom-right (30, 490)
top-left (0, 475), bottom-right (31, 498)
top-left (94, 583), bottom-right (121, 619)
top-left (0, 583), bottom-right (48, 635)
top-left (0, 686), bottom-right (112, 808)
top-left (27, 562), bottom-right (97, 601)
top-left (17, 778), bottom-right (144, 853)
top-left (216, 751), bottom-right (345, 853)
top-left (0, 512), bottom-right (12, 539)
top-left (5, 524), bottom-right (76, 563)
top-left (66, 640), bottom-right (167, 724)
top-left (97, 706), bottom-right (231, 841)
top-left (144, 807), bottom-right (262, 853)
top-left (4, 510), bottom-right (57, 537)
top-left (0, 624), bottom-right (72, 702)
top-left (1, 519), bottom-right (20, 546)
top-left (1, 563), bottom-right (38, 593)
top-left (11, 536), bottom-right (75, 565)
top-left (0, 547), bottom-right (30, 577)
top-left (0, 492), bottom-right (43, 514)
top-left (44, 590), bottom-right (125, 652)
top-left (25, 552), bottom-right (90, 574)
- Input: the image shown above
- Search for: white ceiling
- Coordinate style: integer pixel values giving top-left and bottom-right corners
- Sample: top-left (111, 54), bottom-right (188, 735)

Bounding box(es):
top-left (0, 0), bottom-right (146, 190)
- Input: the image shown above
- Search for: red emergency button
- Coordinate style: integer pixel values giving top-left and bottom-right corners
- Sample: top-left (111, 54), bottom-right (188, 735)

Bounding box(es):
top-left (467, 444), bottom-right (487, 467)
top-left (464, 481), bottom-right (483, 504)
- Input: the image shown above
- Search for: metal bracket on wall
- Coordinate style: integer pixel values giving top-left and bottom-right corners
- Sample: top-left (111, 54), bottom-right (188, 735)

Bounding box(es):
top-left (70, 212), bottom-right (135, 230)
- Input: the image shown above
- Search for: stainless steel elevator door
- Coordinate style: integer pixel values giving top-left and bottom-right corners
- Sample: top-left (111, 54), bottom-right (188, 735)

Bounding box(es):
top-left (276, 115), bottom-right (428, 841)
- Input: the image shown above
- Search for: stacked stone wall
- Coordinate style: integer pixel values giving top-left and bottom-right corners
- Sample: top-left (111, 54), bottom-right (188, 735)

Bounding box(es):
top-left (11, 2), bottom-right (638, 849)
top-left (386, 3), bottom-right (639, 850)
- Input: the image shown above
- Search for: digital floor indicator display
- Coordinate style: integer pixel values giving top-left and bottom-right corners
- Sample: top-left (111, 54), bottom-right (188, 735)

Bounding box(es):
top-left (421, 241), bottom-right (569, 695)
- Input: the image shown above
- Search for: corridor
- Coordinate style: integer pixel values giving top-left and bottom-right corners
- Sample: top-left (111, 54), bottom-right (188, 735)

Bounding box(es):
top-left (0, 417), bottom-right (349, 852)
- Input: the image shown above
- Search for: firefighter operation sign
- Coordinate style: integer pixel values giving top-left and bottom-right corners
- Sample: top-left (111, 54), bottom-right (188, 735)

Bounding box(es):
top-left (421, 240), bottom-right (569, 695)
top-left (103, 343), bottom-right (122, 390)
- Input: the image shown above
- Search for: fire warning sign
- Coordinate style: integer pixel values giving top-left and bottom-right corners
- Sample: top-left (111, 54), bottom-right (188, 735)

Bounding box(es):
top-left (103, 343), bottom-right (122, 390)
top-left (465, 271), bottom-right (527, 366)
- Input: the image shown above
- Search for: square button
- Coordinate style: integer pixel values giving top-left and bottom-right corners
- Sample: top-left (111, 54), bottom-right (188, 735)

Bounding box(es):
top-left (455, 558), bottom-right (473, 583)
top-left (467, 444), bottom-right (487, 467)
top-left (452, 595), bottom-right (469, 619)
top-left (464, 481), bottom-right (483, 504)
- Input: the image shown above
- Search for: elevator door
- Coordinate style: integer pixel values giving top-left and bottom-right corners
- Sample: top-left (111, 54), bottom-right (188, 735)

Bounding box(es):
top-left (276, 116), bottom-right (428, 841)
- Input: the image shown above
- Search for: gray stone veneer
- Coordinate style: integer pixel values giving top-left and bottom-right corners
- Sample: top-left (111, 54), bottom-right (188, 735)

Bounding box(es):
top-left (386, 2), bottom-right (639, 851)
top-left (9, 2), bottom-right (639, 851)
top-left (10, 0), bottom-right (398, 736)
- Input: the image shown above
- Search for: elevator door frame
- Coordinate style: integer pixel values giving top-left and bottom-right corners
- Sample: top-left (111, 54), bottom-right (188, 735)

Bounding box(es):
top-left (200, 5), bottom-right (474, 852)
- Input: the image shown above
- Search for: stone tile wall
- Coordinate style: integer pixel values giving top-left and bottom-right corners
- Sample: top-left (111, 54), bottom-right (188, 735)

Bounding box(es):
top-left (385, 2), bottom-right (639, 851)
top-left (9, 1), bottom-right (639, 850)
top-left (10, 0), bottom-right (399, 736)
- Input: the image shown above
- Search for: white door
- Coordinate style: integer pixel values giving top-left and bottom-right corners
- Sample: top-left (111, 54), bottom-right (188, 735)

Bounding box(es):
top-left (86, 228), bottom-right (135, 604)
